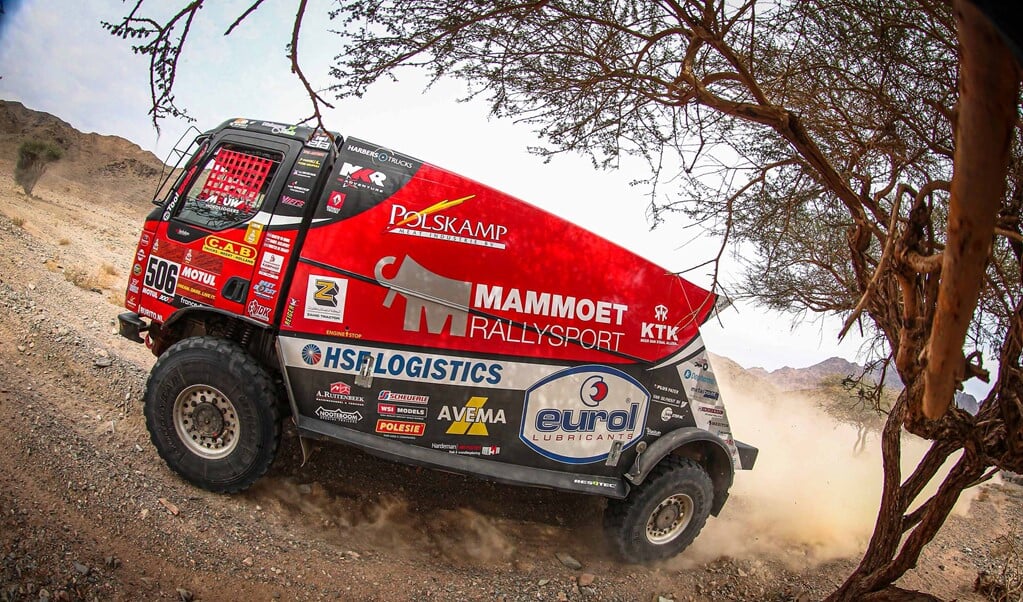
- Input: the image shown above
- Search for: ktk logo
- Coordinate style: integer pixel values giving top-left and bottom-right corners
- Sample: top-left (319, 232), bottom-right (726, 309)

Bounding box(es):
top-left (640, 304), bottom-right (679, 345)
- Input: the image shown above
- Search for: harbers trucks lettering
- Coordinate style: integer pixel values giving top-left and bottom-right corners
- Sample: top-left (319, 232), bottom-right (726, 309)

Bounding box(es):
top-left (118, 118), bottom-right (757, 562)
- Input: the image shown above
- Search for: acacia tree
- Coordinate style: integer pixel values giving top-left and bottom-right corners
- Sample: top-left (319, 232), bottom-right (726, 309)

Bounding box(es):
top-left (107, 1), bottom-right (1022, 599)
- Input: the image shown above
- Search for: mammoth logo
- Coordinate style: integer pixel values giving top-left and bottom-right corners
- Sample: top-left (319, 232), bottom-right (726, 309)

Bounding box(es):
top-left (375, 255), bottom-right (470, 337)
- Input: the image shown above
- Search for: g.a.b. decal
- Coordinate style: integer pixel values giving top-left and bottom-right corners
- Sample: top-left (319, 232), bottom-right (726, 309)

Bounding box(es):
top-left (520, 365), bottom-right (650, 464)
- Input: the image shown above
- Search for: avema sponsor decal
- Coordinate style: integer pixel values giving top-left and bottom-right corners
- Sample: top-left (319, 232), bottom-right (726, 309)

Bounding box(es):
top-left (438, 397), bottom-right (506, 436)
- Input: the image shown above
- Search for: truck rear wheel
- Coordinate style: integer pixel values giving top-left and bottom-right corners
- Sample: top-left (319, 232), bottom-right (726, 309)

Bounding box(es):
top-left (143, 336), bottom-right (281, 493)
top-left (604, 457), bottom-right (713, 562)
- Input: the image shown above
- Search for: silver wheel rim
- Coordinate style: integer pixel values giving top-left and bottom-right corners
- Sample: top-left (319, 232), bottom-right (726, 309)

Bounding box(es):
top-left (173, 384), bottom-right (240, 459)
top-left (646, 493), bottom-right (694, 545)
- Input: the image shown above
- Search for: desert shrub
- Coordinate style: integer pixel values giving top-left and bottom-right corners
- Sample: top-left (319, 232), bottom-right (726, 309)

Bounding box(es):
top-left (15, 140), bottom-right (62, 196)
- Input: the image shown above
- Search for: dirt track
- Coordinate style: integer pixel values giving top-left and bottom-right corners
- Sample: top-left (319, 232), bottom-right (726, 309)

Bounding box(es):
top-left (0, 139), bottom-right (1017, 601)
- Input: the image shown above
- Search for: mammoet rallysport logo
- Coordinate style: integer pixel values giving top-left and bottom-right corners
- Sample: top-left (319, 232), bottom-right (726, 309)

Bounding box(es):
top-left (520, 365), bottom-right (650, 464)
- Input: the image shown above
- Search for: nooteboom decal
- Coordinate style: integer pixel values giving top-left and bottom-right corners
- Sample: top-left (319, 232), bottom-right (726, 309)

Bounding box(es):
top-left (520, 365), bottom-right (650, 464)
top-left (278, 338), bottom-right (561, 390)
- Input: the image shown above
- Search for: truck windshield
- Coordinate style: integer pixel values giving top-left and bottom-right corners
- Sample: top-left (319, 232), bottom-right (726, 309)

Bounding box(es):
top-left (174, 143), bottom-right (284, 230)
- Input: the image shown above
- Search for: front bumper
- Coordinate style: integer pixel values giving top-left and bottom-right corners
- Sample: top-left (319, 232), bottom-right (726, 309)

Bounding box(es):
top-left (735, 440), bottom-right (758, 470)
top-left (117, 312), bottom-right (148, 344)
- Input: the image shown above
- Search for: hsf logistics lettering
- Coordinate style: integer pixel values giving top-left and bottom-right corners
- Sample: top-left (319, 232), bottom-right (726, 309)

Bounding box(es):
top-left (319, 346), bottom-right (503, 385)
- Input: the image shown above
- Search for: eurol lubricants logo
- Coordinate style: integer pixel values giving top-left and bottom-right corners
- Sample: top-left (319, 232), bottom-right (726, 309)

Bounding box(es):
top-left (520, 365), bottom-right (650, 464)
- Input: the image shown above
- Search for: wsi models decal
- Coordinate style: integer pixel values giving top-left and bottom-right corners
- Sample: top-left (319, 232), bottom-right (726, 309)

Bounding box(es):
top-left (304, 275), bottom-right (348, 323)
top-left (438, 397), bottom-right (506, 436)
top-left (521, 365), bottom-right (650, 464)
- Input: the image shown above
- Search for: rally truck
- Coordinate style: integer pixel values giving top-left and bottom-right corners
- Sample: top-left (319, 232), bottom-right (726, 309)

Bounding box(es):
top-left (118, 118), bottom-right (757, 561)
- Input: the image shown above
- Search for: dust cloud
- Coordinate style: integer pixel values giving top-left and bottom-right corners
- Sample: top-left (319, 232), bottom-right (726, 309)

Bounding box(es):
top-left (678, 371), bottom-right (979, 569)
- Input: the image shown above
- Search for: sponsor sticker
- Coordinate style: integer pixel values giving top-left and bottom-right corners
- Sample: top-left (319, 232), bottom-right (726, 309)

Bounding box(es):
top-left (520, 365), bottom-right (650, 464)
top-left (247, 300), bottom-right (272, 322)
top-left (315, 407), bottom-right (362, 424)
top-left (304, 275), bottom-right (348, 323)
top-left (315, 381), bottom-right (365, 404)
top-left (203, 236), bottom-right (256, 265)
top-left (438, 397), bottom-right (506, 436)
top-left (377, 390), bottom-right (429, 405)
top-left (375, 419), bottom-right (425, 437)
top-left (386, 196), bottom-right (510, 249)
top-left (252, 279), bottom-right (277, 300)
top-left (326, 191), bottom-right (346, 214)
top-left (258, 251), bottom-right (284, 278)
top-left (377, 403), bottom-right (428, 419)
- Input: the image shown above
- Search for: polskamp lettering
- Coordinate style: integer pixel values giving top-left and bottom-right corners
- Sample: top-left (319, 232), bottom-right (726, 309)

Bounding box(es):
top-left (388, 204), bottom-right (508, 247)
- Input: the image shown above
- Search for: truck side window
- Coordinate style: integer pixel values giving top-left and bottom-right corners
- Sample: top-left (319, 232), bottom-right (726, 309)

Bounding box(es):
top-left (175, 143), bottom-right (284, 230)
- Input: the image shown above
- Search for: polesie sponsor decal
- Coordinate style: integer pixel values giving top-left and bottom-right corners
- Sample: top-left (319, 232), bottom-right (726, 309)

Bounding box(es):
top-left (438, 397), bottom-right (506, 436)
top-left (521, 365), bottom-right (650, 464)
top-left (375, 419), bottom-right (425, 437)
top-left (304, 275), bottom-right (348, 323)
top-left (202, 236), bottom-right (256, 265)
top-left (387, 196), bottom-right (509, 249)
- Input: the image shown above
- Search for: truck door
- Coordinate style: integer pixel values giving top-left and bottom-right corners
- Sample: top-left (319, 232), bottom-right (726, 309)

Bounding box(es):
top-left (150, 131), bottom-right (306, 324)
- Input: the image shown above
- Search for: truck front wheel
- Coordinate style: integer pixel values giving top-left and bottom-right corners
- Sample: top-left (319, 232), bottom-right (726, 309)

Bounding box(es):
top-left (143, 336), bottom-right (281, 493)
top-left (604, 457), bottom-right (713, 562)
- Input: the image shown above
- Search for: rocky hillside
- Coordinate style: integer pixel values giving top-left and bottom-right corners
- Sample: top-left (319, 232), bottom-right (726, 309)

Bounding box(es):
top-left (0, 100), bottom-right (165, 202)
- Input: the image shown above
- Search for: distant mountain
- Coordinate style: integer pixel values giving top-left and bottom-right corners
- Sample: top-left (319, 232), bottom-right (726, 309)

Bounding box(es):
top-left (746, 356), bottom-right (904, 392)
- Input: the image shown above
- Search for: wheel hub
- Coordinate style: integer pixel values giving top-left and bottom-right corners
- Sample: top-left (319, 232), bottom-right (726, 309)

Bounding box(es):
top-left (191, 403), bottom-right (224, 437)
top-left (645, 493), bottom-right (694, 545)
top-left (172, 385), bottom-right (241, 460)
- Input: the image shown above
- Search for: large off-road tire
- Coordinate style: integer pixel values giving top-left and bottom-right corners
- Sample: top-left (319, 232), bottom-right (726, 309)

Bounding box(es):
top-left (604, 457), bottom-right (714, 562)
top-left (143, 336), bottom-right (282, 493)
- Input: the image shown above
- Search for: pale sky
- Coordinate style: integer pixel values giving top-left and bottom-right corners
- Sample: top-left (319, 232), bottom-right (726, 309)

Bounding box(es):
top-left (0, 0), bottom-right (931, 385)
